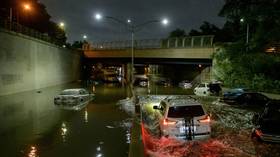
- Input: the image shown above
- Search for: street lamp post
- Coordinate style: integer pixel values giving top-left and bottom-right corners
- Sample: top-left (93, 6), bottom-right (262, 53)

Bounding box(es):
top-left (95, 14), bottom-right (169, 98)
top-left (240, 18), bottom-right (250, 45)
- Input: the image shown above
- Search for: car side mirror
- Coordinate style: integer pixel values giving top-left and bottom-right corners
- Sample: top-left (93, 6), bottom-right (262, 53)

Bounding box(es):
top-left (252, 113), bottom-right (260, 125)
top-left (153, 106), bottom-right (159, 110)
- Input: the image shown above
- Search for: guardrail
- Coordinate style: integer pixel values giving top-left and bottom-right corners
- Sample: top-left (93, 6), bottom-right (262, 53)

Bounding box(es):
top-left (89, 35), bottom-right (214, 50)
top-left (0, 19), bottom-right (63, 46)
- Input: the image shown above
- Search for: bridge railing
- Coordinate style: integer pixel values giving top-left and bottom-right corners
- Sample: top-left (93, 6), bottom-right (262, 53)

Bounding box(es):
top-left (0, 19), bottom-right (63, 46)
top-left (89, 35), bottom-right (214, 50)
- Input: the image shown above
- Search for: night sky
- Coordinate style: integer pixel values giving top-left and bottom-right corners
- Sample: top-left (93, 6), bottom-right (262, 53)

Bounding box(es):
top-left (40, 0), bottom-right (225, 43)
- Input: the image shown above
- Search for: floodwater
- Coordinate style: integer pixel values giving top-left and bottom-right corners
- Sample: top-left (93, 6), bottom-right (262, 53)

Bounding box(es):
top-left (0, 83), bottom-right (132, 157)
top-left (140, 95), bottom-right (280, 157)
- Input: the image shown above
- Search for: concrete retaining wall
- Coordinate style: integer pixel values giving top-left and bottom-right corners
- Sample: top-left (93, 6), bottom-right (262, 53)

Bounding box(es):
top-left (0, 29), bottom-right (80, 96)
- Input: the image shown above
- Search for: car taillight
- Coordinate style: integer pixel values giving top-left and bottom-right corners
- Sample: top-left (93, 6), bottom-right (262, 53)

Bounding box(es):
top-left (198, 115), bottom-right (211, 123)
top-left (163, 119), bottom-right (176, 125)
top-left (255, 129), bottom-right (263, 137)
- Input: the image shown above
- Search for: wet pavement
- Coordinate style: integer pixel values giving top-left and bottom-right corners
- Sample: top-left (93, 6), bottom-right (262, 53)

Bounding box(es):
top-left (0, 83), bottom-right (131, 157)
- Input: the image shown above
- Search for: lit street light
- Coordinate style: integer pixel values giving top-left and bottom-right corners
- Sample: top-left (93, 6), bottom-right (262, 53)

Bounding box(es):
top-left (9, 3), bottom-right (32, 29)
top-left (95, 13), bottom-right (169, 98)
top-left (83, 35), bottom-right (88, 39)
top-left (23, 4), bottom-right (31, 11)
top-left (59, 22), bottom-right (65, 29)
top-left (95, 14), bottom-right (102, 20)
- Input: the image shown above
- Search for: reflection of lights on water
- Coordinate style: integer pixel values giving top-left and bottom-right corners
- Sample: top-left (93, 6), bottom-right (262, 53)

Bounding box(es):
top-left (96, 153), bottom-right (102, 157)
top-left (96, 145), bottom-right (103, 157)
top-left (126, 130), bottom-right (131, 144)
top-left (61, 122), bottom-right (68, 142)
top-left (28, 146), bottom-right (38, 157)
top-left (85, 109), bottom-right (88, 123)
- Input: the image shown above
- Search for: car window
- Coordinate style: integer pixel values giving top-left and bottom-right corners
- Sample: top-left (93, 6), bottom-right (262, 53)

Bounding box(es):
top-left (61, 90), bottom-right (78, 95)
top-left (198, 84), bottom-right (205, 87)
top-left (255, 93), bottom-right (267, 101)
top-left (81, 90), bottom-right (88, 94)
top-left (167, 105), bottom-right (205, 118)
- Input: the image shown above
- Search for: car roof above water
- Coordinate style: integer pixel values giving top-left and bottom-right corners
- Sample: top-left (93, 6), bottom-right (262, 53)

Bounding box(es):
top-left (166, 98), bottom-right (201, 107)
top-left (62, 88), bottom-right (85, 92)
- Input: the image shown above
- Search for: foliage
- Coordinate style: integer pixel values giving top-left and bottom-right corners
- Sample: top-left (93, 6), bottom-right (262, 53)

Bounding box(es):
top-left (0, 0), bottom-right (67, 44)
top-left (219, 0), bottom-right (280, 51)
top-left (213, 46), bottom-right (280, 92)
top-left (71, 40), bottom-right (88, 49)
top-left (212, 0), bottom-right (280, 93)
top-left (168, 28), bottom-right (186, 38)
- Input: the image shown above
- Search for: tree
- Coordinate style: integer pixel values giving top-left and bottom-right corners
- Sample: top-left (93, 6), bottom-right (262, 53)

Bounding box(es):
top-left (213, 0), bottom-right (280, 92)
top-left (219, 0), bottom-right (280, 51)
top-left (168, 28), bottom-right (186, 38)
top-left (0, 0), bottom-right (67, 44)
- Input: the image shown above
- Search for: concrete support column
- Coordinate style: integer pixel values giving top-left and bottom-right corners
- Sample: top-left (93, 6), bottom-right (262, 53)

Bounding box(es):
top-left (124, 63), bottom-right (131, 85)
top-left (191, 37), bottom-right (194, 47)
top-left (201, 37), bottom-right (204, 47)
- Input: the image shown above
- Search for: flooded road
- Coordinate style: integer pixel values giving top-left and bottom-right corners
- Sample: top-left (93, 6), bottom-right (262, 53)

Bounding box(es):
top-left (0, 83), bottom-right (131, 157)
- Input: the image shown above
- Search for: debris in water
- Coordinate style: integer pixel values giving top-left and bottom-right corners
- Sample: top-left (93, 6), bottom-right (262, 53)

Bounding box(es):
top-left (106, 126), bottom-right (115, 129)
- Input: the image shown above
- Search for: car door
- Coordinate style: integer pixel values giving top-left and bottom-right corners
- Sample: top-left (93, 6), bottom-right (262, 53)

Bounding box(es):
top-left (79, 90), bottom-right (88, 102)
top-left (254, 93), bottom-right (269, 106)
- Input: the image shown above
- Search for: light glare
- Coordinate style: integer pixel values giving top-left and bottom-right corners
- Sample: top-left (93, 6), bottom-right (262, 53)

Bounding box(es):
top-left (162, 18), bottom-right (169, 25)
top-left (95, 13), bottom-right (102, 20)
top-left (59, 22), bottom-right (65, 27)
top-left (23, 4), bottom-right (31, 11)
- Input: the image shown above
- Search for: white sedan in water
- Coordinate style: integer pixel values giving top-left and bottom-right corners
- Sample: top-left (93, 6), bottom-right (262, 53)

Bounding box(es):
top-left (54, 88), bottom-right (94, 110)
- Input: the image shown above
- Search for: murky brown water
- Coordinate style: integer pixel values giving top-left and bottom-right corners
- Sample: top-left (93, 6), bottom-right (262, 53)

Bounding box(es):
top-left (0, 83), bottom-right (133, 157)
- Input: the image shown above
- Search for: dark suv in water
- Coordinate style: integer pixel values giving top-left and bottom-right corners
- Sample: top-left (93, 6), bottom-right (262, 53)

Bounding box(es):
top-left (252, 100), bottom-right (280, 143)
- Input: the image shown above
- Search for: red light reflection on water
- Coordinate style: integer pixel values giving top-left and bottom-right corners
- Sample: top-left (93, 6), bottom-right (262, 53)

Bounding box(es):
top-left (27, 146), bottom-right (38, 157)
top-left (141, 123), bottom-right (253, 157)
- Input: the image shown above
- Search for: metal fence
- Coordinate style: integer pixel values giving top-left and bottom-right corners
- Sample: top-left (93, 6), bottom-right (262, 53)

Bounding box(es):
top-left (0, 19), bottom-right (62, 45)
top-left (90, 35), bottom-right (214, 50)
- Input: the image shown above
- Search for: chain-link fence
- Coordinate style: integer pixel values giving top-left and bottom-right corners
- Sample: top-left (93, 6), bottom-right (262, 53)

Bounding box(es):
top-left (90, 35), bottom-right (214, 50)
top-left (0, 19), bottom-right (63, 46)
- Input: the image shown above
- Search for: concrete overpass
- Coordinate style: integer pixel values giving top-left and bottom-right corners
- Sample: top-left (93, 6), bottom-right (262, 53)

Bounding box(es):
top-left (83, 35), bottom-right (215, 65)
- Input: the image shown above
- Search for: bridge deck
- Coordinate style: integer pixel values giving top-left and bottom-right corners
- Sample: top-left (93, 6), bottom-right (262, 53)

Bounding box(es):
top-left (84, 47), bottom-right (214, 59)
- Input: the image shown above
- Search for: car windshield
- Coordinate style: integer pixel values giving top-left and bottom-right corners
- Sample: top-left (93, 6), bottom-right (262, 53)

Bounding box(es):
top-left (60, 90), bottom-right (79, 95)
top-left (168, 105), bottom-right (205, 118)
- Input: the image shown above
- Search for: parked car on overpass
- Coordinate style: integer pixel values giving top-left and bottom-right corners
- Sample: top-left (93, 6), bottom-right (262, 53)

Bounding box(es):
top-left (54, 88), bottom-right (94, 110)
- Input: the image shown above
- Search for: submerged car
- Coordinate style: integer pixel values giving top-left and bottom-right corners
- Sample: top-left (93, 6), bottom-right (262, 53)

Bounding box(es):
top-left (153, 98), bottom-right (211, 140)
top-left (223, 88), bottom-right (250, 98)
top-left (194, 82), bottom-right (221, 96)
top-left (252, 100), bottom-right (280, 143)
top-left (156, 78), bottom-right (172, 87)
top-left (221, 92), bottom-right (269, 106)
top-left (54, 88), bottom-right (94, 110)
top-left (178, 80), bottom-right (192, 89)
